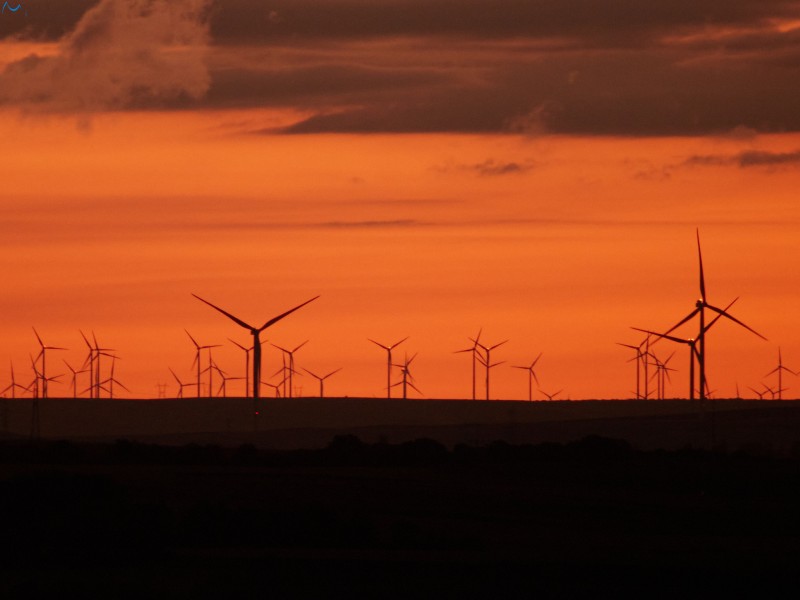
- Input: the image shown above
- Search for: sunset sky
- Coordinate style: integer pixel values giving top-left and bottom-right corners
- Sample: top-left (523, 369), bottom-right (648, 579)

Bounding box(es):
top-left (2, 0), bottom-right (800, 401)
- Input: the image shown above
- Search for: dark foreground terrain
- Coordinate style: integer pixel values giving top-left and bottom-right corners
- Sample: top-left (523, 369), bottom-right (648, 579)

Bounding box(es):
top-left (2, 435), bottom-right (800, 598)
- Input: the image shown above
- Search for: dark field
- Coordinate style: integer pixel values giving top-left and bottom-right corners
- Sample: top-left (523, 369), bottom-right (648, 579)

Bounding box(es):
top-left (2, 399), bottom-right (800, 597)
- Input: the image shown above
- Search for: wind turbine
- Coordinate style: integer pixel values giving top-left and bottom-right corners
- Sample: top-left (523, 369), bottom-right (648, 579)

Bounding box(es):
top-left (169, 368), bottom-right (196, 398)
top-left (1, 362), bottom-right (26, 399)
top-left (185, 330), bottom-right (220, 398)
top-left (303, 367), bottom-right (342, 398)
top-left (192, 294), bottom-right (319, 401)
top-left (369, 337), bottom-right (408, 399)
top-left (32, 328), bottom-right (66, 399)
top-left (512, 353), bottom-right (542, 401)
top-left (229, 338), bottom-right (254, 397)
top-left (63, 359), bottom-right (88, 398)
top-left (271, 340), bottom-right (308, 399)
top-left (636, 298), bottom-right (740, 400)
top-left (454, 328), bottom-right (482, 400)
top-left (476, 339), bottom-right (507, 401)
top-left (617, 341), bottom-right (644, 399)
top-left (99, 357), bottom-right (129, 399)
top-left (662, 230), bottom-right (767, 401)
top-left (539, 389), bottom-right (562, 401)
top-left (765, 347), bottom-right (796, 401)
top-left (212, 362), bottom-right (244, 398)
top-left (748, 385), bottom-right (767, 400)
top-left (391, 353), bottom-right (421, 400)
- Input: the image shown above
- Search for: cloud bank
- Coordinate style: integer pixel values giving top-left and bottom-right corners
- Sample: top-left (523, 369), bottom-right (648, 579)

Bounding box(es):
top-left (4, 1), bottom-right (800, 135)
top-left (0, 0), bottom-right (211, 113)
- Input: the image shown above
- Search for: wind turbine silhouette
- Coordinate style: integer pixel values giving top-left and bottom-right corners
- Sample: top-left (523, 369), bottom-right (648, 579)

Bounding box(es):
top-left (648, 352), bottom-right (676, 400)
top-left (1, 362), bottom-right (26, 399)
top-left (661, 230), bottom-right (767, 401)
top-left (272, 340), bottom-right (308, 399)
top-left (454, 329), bottom-right (482, 400)
top-left (212, 362), bottom-right (244, 398)
top-left (192, 294), bottom-right (319, 403)
top-left (99, 357), bottom-right (129, 399)
top-left (303, 367), bottom-right (342, 398)
top-left (32, 328), bottom-right (66, 399)
top-left (476, 339), bottom-right (507, 401)
top-left (392, 353), bottom-right (421, 400)
top-left (369, 337), bottom-right (408, 399)
top-left (633, 298), bottom-right (738, 400)
top-left (63, 359), bottom-right (88, 398)
top-left (539, 389), bottom-right (562, 401)
top-left (765, 348), bottom-right (796, 401)
top-left (512, 353), bottom-right (542, 401)
top-left (185, 330), bottom-right (220, 398)
top-left (617, 341), bottom-right (645, 399)
top-left (747, 385), bottom-right (767, 400)
top-left (169, 368), bottom-right (196, 398)
top-left (229, 338), bottom-right (254, 397)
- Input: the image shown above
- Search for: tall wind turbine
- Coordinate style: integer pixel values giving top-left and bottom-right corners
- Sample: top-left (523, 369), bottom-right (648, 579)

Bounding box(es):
top-left (633, 298), bottom-right (738, 400)
top-left (272, 340), bottom-right (308, 399)
top-left (303, 367), bottom-right (342, 398)
top-left (192, 294), bottom-right (319, 401)
top-left (477, 339), bottom-right (507, 401)
top-left (662, 231), bottom-right (767, 401)
top-left (454, 329), bottom-right (482, 400)
top-left (32, 328), bottom-right (66, 399)
top-left (765, 347), bottom-right (796, 401)
top-left (99, 357), bottom-right (129, 399)
top-left (369, 337), bottom-right (408, 399)
top-left (512, 353), bottom-right (542, 401)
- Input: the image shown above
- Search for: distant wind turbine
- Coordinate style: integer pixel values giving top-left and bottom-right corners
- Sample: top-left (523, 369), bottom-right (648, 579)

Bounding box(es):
top-left (272, 340), bottom-right (308, 399)
top-left (476, 339), bottom-right (507, 401)
top-left (32, 328), bottom-right (66, 399)
top-left (454, 328), bottom-right (482, 400)
top-left (391, 353), bottom-right (421, 400)
top-left (63, 360), bottom-right (88, 399)
top-left (512, 353), bottom-right (542, 401)
top-left (765, 347), bottom-right (796, 401)
top-left (185, 330), bottom-right (220, 398)
top-left (369, 337), bottom-right (408, 399)
top-left (539, 389), bottom-right (562, 401)
top-left (169, 368), bottom-right (197, 399)
top-left (229, 338), bottom-right (254, 397)
top-left (303, 367), bottom-right (342, 398)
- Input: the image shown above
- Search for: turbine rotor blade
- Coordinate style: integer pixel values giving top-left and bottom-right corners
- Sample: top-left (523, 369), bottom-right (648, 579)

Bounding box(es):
top-left (704, 303), bottom-right (768, 341)
top-left (193, 294), bottom-right (256, 331)
top-left (259, 295), bottom-right (320, 331)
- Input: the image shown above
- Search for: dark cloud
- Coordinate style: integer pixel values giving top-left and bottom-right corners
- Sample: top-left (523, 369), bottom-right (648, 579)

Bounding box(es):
top-left (682, 149), bottom-right (800, 168)
top-left (4, 1), bottom-right (800, 136)
top-left (0, 0), bottom-right (211, 113)
top-left (435, 159), bottom-right (535, 177)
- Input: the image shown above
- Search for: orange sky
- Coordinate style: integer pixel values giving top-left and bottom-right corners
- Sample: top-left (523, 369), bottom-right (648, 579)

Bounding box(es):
top-left (2, 1), bottom-right (800, 400)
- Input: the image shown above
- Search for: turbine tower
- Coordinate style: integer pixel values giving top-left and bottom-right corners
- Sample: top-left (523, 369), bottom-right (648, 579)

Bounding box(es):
top-left (185, 330), bottom-right (220, 398)
top-left (229, 338), bottom-right (254, 397)
top-left (192, 294), bottom-right (319, 401)
top-left (369, 337), bottom-right (408, 399)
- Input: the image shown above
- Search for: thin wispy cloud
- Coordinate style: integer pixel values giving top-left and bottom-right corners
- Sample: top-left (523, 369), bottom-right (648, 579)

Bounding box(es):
top-left (681, 149), bottom-right (800, 168)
